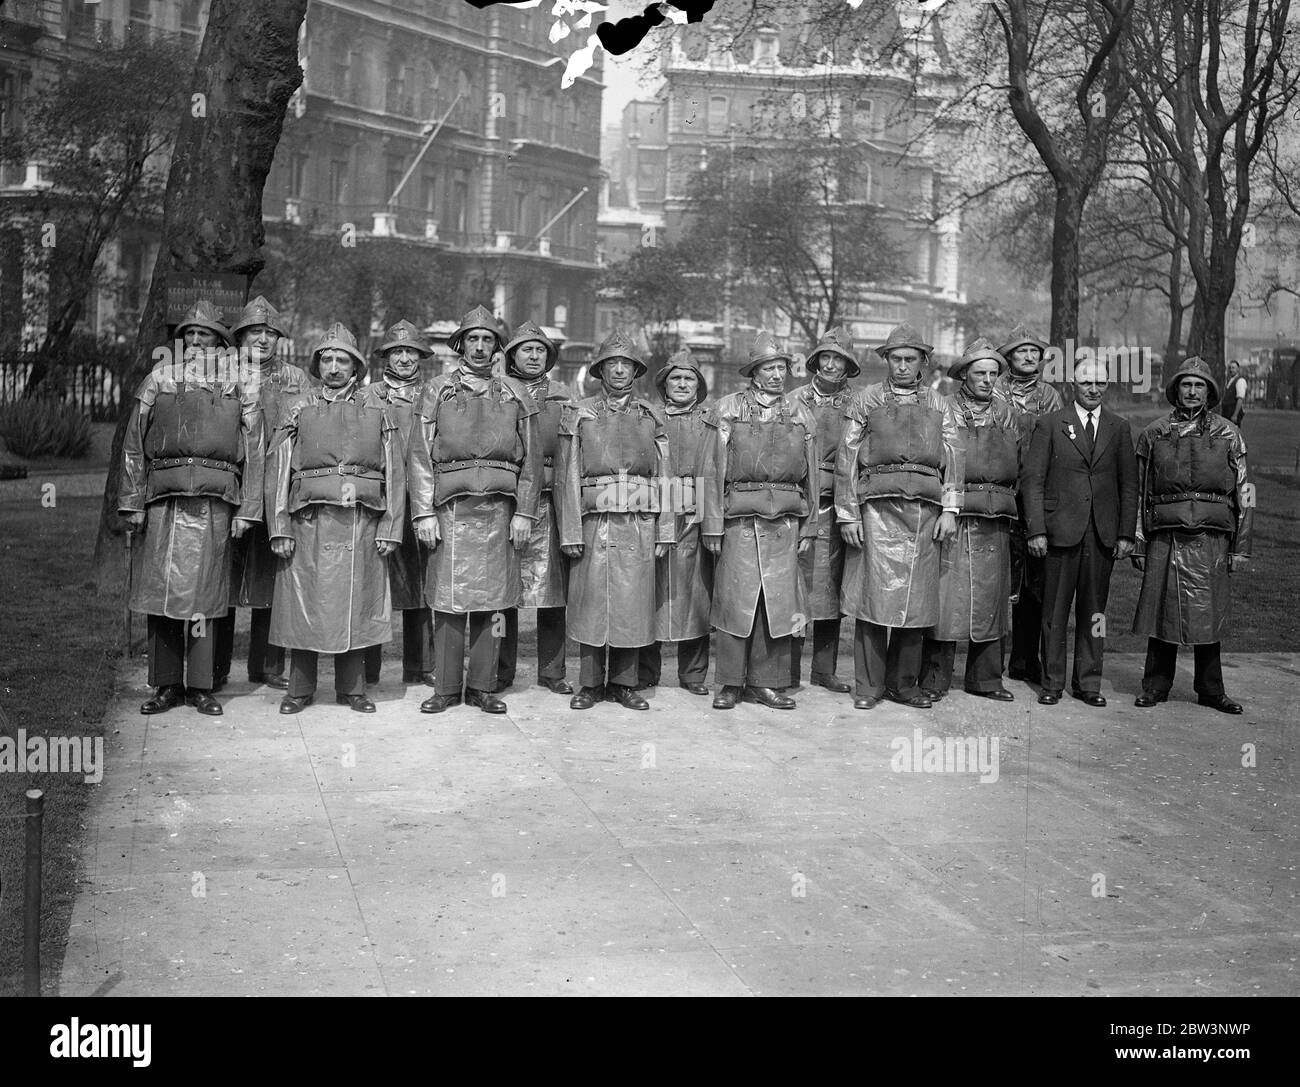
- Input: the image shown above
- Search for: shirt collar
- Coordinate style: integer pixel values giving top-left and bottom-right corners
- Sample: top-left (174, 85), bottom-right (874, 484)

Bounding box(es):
top-left (1074, 401), bottom-right (1098, 427)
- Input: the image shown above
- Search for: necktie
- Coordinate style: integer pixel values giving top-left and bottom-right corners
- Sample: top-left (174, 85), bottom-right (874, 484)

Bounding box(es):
top-left (1085, 412), bottom-right (1095, 442)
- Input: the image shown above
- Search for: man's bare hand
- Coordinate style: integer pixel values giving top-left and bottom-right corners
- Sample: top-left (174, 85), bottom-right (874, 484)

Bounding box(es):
top-left (510, 514), bottom-right (531, 550)
top-left (703, 535), bottom-right (722, 555)
top-left (271, 537), bottom-right (295, 559)
top-left (414, 516), bottom-right (440, 548)
top-left (1113, 537), bottom-right (1134, 561)
top-left (124, 511), bottom-right (146, 532)
top-left (1027, 534), bottom-right (1048, 559)
top-left (655, 543), bottom-right (670, 558)
top-left (562, 544), bottom-right (583, 559)
top-left (1229, 555), bottom-right (1249, 573)
top-left (231, 518), bottom-right (253, 540)
top-left (797, 538), bottom-right (812, 554)
top-left (376, 540), bottom-right (398, 556)
top-left (934, 511), bottom-right (958, 543)
top-left (840, 523), bottom-right (863, 548)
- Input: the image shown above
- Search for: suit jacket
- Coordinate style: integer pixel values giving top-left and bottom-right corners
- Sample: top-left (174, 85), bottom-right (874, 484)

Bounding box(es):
top-left (1020, 404), bottom-right (1138, 548)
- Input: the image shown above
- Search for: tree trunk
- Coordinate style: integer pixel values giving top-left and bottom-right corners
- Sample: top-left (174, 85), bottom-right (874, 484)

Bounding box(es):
top-left (1049, 182), bottom-right (1083, 349)
top-left (91, 0), bottom-right (309, 593)
top-left (1163, 243), bottom-right (1185, 371)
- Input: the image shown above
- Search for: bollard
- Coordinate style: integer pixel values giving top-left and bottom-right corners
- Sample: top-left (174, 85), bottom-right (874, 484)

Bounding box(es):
top-left (24, 789), bottom-right (44, 998)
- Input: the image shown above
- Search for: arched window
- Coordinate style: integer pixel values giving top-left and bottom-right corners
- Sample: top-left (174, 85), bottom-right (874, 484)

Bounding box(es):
top-left (421, 59), bottom-right (440, 118)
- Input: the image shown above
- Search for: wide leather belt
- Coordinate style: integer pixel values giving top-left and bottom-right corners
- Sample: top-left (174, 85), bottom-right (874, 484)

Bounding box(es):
top-left (728, 481), bottom-right (802, 492)
top-left (1151, 491), bottom-right (1230, 504)
top-left (152, 457), bottom-right (237, 473)
top-left (964, 482), bottom-right (1016, 494)
top-left (863, 463), bottom-right (939, 477)
top-left (582, 473), bottom-right (652, 486)
top-left (291, 464), bottom-right (383, 480)
top-left (436, 458), bottom-right (520, 474)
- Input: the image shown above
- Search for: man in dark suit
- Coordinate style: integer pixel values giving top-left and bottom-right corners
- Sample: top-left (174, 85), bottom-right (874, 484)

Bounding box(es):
top-left (1020, 358), bottom-right (1138, 707)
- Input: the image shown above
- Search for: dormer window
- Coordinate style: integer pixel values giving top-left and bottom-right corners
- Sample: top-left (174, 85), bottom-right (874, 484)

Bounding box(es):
top-left (753, 27), bottom-right (779, 67)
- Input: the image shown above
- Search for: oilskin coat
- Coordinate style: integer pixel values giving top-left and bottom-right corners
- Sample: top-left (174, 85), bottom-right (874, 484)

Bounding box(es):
top-left (555, 393), bottom-right (674, 647)
top-left (835, 382), bottom-right (962, 627)
top-left (789, 380), bottom-right (852, 621)
top-left (1132, 408), bottom-right (1251, 644)
top-left (933, 392), bottom-right (1020, 642)
top-left (407, 370), bottom-right (541, 613)
top-left (120, 359), bottom-right (265, 620)
top-left (361, 376), bottom-right (426, 610)
top-left (265, 383), bottom-right (405, 654)
top-left (232, 358), bottom-right (311, 608)
top-left (995, 373), bottom-right (1063, 436)
top-left (702, 389), bottom-right (818, 639)
top-left (517, 375), bottom-right (573, 609)
top-left (656, 400), bottom-right (713, 641)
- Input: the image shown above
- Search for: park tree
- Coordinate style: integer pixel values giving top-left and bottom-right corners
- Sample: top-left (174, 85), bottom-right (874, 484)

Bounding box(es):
top-left (0, 34), bottom-right (192, 384)
top-left (92, 0), bottom-right (311, 590)
top-left (1125, 0), bottom-right (1298, 370)
top-left (600, 240), bottom-right (721, 366)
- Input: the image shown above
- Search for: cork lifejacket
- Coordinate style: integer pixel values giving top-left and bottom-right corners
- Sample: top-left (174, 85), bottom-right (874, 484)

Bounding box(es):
top-left (1147, 429), bottom-right (1236, 533)
top-left (429, 384), bottom-right (525, 505)
top-left (723, 396), bottom-right (809, 520)
top-left (289, 399), bottom-right (386, 512)
top-left (957, 404), bottom-right (1019, 519)
top-left (809, 394), bottom-right (849, 496)
top-left (859, 391), bottom-right (943, 504)
top-left (144, 385), bottom-right (243, 503)
top-left (577, 403), bottom-right (658, 513)
top-left (664, 409), bottom-right (708, 514)
top-left (536, 396), bottom-right (565, 492)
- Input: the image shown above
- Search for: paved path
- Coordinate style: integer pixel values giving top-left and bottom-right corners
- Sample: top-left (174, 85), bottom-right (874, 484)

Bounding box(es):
top-left (60, 650), bottom-right (1299, 996)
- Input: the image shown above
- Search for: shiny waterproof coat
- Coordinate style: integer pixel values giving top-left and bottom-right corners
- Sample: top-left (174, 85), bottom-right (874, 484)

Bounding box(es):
top-left (835, 382), bottom-right (962, 627)
top-left (362, 376), bottom-right (426, 610)
top-left (555, 394), bottom-right (674, 647)
top-left (995, 373), bottom-right (1063, 436)
top-left (232, 360), bottom-right (312, 608)
top-left (1132, 408), bottom-right (1251, 645)
top-left (933, 393), bottom-right (1020, 642)
top-left (518, 376), bottom-right (573, 609)
top-left (265, 384), bottom-right (405, 653)
top-left (790, 380), bottom-right (853, 620)
top-left (656, 402), bottom-right (713, 641)
top-left (120, 364), bottom-right (265, 620)
top-left (407, 370), bottom-right (541, 613)
top-left (702, 389), bottom-right (818, 639)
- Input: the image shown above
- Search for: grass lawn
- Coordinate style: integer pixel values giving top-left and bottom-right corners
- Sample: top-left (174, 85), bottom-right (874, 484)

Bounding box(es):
top-left (0, 495), bottom-right (122, 996)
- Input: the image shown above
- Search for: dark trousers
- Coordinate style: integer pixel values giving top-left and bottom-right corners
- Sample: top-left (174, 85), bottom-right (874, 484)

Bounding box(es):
top-left (853, 621), bottom-right (924, 699)
top-left (433, 610), bottom-right (500, 696)
top-left (497, 606), bottom-right (567, 689)
top-left (790, 618), bottom-right (843, 685)
top-left (213, 607), bottom-right (284, 682)
top-left (1142, 638), bottom-right (1225, 698)
top-left (288, 647), bottom-right (365, 698)
top-left (147, 614), bottom-right (215, 691)
top-left (578, 643), bottom-right (639, 689)
top-left (1041, 523), bottom-right (1114, 695)
top-left (715, 593), bottom-right (791, 688)
top-left (920, 637), bottom-right (1004, 694)
top-left (638, 635), bottom-right (710, 687)
top-left (364, 607), bottom-right (433, 682)
top-left (1008, 556), bottom-right (1046, 681)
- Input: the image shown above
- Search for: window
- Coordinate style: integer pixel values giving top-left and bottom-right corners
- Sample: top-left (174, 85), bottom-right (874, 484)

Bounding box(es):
top-left (751, 97), bottom-right (775, 134)
top-left (514, 187), bottom-right (530, 235)
top-left (753, 28), bottom-right (779, 66)
top-left (855, 98), bottom-right (874, 135)
top-left (515, 82), bottom-right (530, 139)
top-left (707, 95), bottom-right (728, 134)
top-left (421, 172), bottom-right (438, 214)
top-left (447, 171), bottom-right (469, 234)
top-left (421, 59), bottom-right (440, 118)
top-left (385, 155), bottom-right (407, 204)
top-left (288, 153), bottom-right (309, 199)
top-left (329, 160), bottom-right (349, 205)
top-left (387, 54), bottom-right (413, 116)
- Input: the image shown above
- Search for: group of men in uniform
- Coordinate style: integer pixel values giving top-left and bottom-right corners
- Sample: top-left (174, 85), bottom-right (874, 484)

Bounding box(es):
top-left (120, 300), bottom-right (1251, 718)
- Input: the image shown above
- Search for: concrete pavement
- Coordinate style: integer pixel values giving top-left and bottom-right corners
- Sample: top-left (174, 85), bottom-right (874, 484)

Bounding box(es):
top-left (60, 648), bottom-right (1299, 996)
